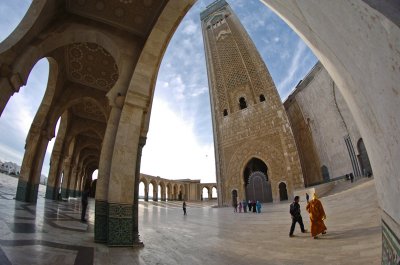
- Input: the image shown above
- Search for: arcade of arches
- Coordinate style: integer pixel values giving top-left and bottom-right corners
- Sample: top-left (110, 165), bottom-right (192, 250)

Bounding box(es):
top-left (0, 0), bottom-right (399, 262)
top-left (137, 174), bottom-right (217, 202)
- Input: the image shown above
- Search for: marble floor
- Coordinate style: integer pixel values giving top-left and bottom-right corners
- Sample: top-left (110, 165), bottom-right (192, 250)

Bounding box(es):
top-left (0, 173), bottom-right (381, 265)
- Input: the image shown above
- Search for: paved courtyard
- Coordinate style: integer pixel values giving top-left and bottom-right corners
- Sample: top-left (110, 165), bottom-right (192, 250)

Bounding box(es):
top-left (0, 173), bottom-right (380, 264)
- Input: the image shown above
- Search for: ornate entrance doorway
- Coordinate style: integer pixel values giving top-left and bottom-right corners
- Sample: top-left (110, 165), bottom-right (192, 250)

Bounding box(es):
top-left (245, 171), bottom-right (273, 203)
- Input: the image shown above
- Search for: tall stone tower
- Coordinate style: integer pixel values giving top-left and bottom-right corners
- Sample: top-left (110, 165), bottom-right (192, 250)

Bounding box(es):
top-left (200, 0), bottom-right (304, 206)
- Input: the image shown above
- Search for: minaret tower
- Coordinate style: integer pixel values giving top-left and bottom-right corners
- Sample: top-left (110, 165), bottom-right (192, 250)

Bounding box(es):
top-left (200, 0), bottom-right (304, 206)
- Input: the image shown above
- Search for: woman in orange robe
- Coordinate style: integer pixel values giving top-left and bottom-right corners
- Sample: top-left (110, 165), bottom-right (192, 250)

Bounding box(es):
top-left (306, 193), bottom-right (327, 239)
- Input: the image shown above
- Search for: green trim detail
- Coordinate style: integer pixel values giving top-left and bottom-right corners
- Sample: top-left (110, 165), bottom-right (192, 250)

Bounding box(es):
top-left (382, 220), bottom-right (400, 265)
top-left (107, 203), bottom-right (133, 246)
top-left (16, 179), bottom-right (38, 203)
top-left (95, 200), bottom-right (108, 243)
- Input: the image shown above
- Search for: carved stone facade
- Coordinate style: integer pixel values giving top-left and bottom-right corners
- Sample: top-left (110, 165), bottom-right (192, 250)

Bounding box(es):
top-left (200, 0), bottom-right (303, 206)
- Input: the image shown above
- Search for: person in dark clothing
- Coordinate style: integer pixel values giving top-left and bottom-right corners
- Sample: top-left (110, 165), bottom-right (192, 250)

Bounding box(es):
top-left (252, 201), bottom-right (257, 213)
top-left (183, 201), bottom-right (187, 215)
top-left (289, 196), bottom-right (307, 237)
top-left (81, 185), bottom-right (90, 222)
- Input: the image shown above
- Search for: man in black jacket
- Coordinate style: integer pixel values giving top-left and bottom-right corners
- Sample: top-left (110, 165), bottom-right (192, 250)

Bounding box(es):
top-left (81, 184), bottom-right (90, 222)
top-left (289, 196), bottom-right (307, 237)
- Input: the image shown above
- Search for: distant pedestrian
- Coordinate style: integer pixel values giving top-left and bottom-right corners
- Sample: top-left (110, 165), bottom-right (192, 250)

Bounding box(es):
top-left (256, 201), bottom-right (262, 213)
top-left (248, 200), bottom-right (252, 212)
top-left (350, 173), bottom-right (354, 183)
top-left (306, 193), bottom-right (309, 202)
top-left (242, 200), bottom-right (247, 213)
top-left (81, 184), bottom-right (90, 222)
top-left (233, 200), bottom-right (238, 213)
top-left (252, 201), bottom-right (257, 213)
top-left (183, 201), bottom-right (187, 215)
top-left (289, 196), bottom-right (307, 237)
top-left (238, 201), bottom-right (242, 213)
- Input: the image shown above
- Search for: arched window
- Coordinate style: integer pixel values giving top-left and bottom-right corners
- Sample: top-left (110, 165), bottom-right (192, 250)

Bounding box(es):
top-left (259, 94), bottom-right (266, 102)
top-left (239, 97), bottom-right (247, 109)
top-left (223, 109), bottom-right (228, 116)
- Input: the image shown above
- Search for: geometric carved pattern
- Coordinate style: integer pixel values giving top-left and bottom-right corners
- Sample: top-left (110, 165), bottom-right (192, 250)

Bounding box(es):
top-left (107, 203), bottom-right (133, 246)
top-left (72, 100), bottom-right (106, 122)
top-left (66, 0), bottom-right (167, 38)
top-left (66, 42), bottom-right (118, 92)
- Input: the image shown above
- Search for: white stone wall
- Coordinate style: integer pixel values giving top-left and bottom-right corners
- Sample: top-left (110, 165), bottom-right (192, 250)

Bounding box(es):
top-left (291, 64), bottom-right (357, 179)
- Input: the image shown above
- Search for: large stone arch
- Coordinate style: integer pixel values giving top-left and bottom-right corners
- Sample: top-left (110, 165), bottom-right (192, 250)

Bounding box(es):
top-left (260, 0), bottom-right (400, 258)
top-left (225, 139), bottom-right (295, 205)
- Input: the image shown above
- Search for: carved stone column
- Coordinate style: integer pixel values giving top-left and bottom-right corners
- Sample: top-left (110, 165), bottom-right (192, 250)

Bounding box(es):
top-left (16, 127), bottom-right (51, 203)
top-left (144, 184), bottom-right (149, 202)
top-left (133, 136), bottom-right (146, 246)
top-left (60, 158), bottom-right (72, 198)
top-left (68, 164), bottom-right (78, 198)
top-left (45, 151), bottom-right (63, 200)
top-left (107, 94), bottom-right (147, 247)
top-left (95, 96), bottom-right (123, 243)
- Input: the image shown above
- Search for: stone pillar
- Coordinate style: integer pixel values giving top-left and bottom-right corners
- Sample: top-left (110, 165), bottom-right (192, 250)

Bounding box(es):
top-left (68, 164), bottom-right (78, 198)
top-left (95, 98), bottom-right (123, 243)
top-left (107, 97), bottom-right (146, 247)
top-left (16, 127), bottom-right (50, 203)
top-left (208, 188), bottom-right (212, 200)
top-left (61, 158), bottom-right (72, 198)
top-left (76, 167), bottom-right (84, 197)
top-left (133, 136), bottom-right (146, 246)
top-left (153, 184), bottom-right (158, 202)
top-left (45, 151), bottom-right (63, 200)
top-left (93, 50), bottom-right (133, 242)
top-left (45, 113), bottom-right (68, 200)
top-left (161, 186), bottom-right (166, 201)
top-left (144, 184), bottom-right (149, 202)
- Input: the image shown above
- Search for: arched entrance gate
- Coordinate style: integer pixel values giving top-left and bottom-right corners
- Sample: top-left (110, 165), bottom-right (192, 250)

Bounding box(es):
top-left (243, 158), bottom-right (273, 203)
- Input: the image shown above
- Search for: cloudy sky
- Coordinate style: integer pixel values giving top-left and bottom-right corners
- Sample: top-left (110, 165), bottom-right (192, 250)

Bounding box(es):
top-left (0, 0), bottom-right (317, 184)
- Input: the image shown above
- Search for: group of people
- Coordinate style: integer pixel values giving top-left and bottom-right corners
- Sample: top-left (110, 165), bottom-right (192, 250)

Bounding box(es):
top-left (289, 193), bottom-right (327, 239)
top-left (233, 200), bottom-right (262, 213)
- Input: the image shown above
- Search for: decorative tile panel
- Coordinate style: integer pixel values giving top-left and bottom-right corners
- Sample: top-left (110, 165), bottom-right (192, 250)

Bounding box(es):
top-left (107, 203), bottom-right (133, 246)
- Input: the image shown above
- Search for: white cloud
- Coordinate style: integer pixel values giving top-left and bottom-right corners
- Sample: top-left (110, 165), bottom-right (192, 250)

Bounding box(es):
top-left (0, 143), bottom-right (23, 164)
top-left (277, 40), bottom-right (308, 97)
top-left (182, 19), bottom-right (198, 35)
top-left (141, 97), bottom-right (216, 183)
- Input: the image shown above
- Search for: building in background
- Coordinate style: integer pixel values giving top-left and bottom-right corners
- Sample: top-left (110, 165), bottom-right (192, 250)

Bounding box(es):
top-left (201, 0), bottom-right (303, 206)
top-left (284, 62), bottom-right (373, 187)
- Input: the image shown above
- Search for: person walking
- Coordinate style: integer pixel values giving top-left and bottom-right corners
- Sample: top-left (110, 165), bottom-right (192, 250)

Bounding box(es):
top-left (183, 201), bottom-right (187, 215)
top-left (306, 193), bottom-right (327, 239)
top-left (242, 200), bottom-right (247, 213)
top-left (256, 200), bottom-right (262, 213)
top-left (81, 184), bottom-right (90, 222)
top-left (238, 201), bottom-right (243, 213)
top-left (289, 196), bottom-right (307, 237)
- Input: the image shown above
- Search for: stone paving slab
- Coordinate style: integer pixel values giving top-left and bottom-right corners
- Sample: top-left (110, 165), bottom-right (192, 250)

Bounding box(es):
top-left (0, 173), bottom-right (380, 264)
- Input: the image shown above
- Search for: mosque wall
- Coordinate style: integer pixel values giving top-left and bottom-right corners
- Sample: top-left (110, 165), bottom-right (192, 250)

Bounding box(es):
top-left (284, 62), bottom-right (369, 185)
